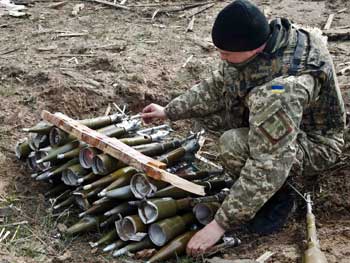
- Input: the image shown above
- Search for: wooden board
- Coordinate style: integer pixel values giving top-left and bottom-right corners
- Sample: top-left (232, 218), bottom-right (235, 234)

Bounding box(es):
top-left (324, 28), bottom-right (350, 41)
top-left (41, 110), bottom-right (205, 196)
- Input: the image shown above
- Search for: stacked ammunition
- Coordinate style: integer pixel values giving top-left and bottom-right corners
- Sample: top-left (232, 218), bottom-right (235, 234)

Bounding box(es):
top-left (15, 111), bottom-right (236, 262)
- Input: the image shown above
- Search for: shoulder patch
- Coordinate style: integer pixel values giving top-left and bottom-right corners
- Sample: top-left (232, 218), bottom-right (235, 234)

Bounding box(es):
top-left (271, 85), bottom-right (285, 94)
top-left (251, 100), bottom-right (297, 149)
top-left (259, 110), bottom-right (294, 145)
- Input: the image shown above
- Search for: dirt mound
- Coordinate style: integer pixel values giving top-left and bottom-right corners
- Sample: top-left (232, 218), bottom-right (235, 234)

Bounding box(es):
top-left (316, 169), bottom-right (350, 219)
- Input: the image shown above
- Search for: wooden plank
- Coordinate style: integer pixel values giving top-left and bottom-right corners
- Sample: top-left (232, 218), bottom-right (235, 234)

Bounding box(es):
top-left (41, 111), bottom-right (205, 196)
top-left (324, 14), bottom-right (335, 30)
top-left (324, 28), bottom-right (350, 41)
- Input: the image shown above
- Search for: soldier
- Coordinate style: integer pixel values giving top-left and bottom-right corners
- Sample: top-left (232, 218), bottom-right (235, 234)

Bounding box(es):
top-left (141, 0), bottom-right (345, 256)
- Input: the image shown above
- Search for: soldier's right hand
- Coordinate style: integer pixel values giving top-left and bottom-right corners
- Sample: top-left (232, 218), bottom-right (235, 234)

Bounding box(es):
top-left (141, 103), bottom-right (167, 124)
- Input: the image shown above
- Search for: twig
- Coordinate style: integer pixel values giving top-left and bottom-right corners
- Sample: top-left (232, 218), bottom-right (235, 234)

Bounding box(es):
top-left (57, 33), bottom-right (88, 37)
top-left (51, 54), bottom-right (97, 57)
top-left (48, 1), bottom-right (66, 8)
top-left (0, 48), bottom-right (20, 56)
top-left (128, 2), bottom-right (210, 8)
top-left (337, 8), bottom-right (347, 14)
top-left (186, 16), bottom-right (195, 32)
top-left (0, 231), bottom-right (10, 243)
top-left (10, 225), bottom-right (20, 242)
top-left (35, 46), bottom-right (57, 52)
top-left (324, 13), bottom-right (335, 30)
top-left (113, 103), bottom-right (125, 115)
top-left (182, 54), bottom-right (193, 68)
top-left (256, 251), bottom-right (275, 263)
top-left (87, 0), bottom-right (130, 10)
top-left (158, 1), bottom-right (213, 13)
top-left (338, 61), bottom-right (350, 67)
top-left (187, 3), bottom-right (215, 18)
top-left (32, 29), bottom-right (68, 35)
top-left (195, 153), bottom-right (223, 170)
top-left (104, 104), bottom-right (112, 116)
top-left (333, 25), bottom-right (350, 30)
top-left (338, 65), bottom-right (350, 76)
top-left (151, 9), bottom-right (160, 20)
top-left (0, 221), bottom-right (28, 228)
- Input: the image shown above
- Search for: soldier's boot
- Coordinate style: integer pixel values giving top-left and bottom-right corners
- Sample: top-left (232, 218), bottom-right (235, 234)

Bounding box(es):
top-left (246, 184), bottom-right (296, 235)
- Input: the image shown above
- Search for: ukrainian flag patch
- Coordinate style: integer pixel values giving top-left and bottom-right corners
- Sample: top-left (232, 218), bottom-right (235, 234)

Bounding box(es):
top-left (271, 85), bottom-right (285, 94)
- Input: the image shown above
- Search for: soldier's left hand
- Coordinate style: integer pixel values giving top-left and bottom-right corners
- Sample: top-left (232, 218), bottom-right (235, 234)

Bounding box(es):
top-left (186, 219), bottom-right (225, 256)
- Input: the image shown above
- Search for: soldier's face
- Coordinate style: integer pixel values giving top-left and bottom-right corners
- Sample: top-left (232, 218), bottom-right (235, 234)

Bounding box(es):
top-left (217, 43), bottom-right (266, 65)
top-left (218, 49), bottom-right (258, 64)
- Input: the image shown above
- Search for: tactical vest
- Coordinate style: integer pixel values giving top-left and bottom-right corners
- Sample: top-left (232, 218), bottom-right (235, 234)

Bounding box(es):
top-left (221, 18), bottom-right (346, 134)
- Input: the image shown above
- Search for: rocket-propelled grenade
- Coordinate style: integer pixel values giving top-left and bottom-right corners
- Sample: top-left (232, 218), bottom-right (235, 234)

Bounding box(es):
top-left (16, 110), bottom-right (227, 262)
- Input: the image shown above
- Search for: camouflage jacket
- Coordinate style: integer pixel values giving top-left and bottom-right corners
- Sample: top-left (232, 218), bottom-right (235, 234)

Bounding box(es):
top-left (164, 18), bottom-right (346, 229)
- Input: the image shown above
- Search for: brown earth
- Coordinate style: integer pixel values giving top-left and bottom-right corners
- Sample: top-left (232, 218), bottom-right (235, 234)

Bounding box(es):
top-left (0, 0), bottom-right (350, 262)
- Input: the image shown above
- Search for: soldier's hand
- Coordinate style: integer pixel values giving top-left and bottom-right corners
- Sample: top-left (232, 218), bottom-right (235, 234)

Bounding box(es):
top-left (186, 219), bottom-right (225, 256)
top-left (141, 103), bottom-right (167, 124)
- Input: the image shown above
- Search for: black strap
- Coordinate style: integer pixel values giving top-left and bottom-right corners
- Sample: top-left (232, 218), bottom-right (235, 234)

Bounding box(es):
top-left (289, 31), bottom-right (307, 75)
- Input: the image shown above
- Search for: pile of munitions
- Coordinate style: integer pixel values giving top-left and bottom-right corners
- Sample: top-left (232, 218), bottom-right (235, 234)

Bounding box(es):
top-left (15, 111), bottom-right (240, 262)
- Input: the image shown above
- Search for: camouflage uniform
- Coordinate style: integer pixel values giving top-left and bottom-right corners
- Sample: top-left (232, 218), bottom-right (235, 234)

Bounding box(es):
top-left (164, 18), bottom-right (346, 230)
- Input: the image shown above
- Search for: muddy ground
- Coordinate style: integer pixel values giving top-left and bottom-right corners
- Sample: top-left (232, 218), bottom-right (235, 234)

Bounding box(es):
top-left (0, 0), bottom-right (350, 262)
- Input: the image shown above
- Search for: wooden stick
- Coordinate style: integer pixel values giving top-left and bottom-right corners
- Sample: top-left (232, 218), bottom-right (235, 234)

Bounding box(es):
top-left (35, 46), bottom-right (57, 52)
top-left (256, 251), bottom-right (275, 263)
top-left (0, 221), bottom-right (28, 228)
top-left (41, 111), bottom-right (205, 196)
top-left (32, 29), bottom-right (69, 36)
top-left (0, 48), bottom-right (20, 56)
top-left (337, 8), bottom-right (347, 14)
top-left (127, 1), bottom-right (212, 8)
top-left (0, 231), bottom-right (10, 243)
top-left (104, 104), bottom-right (112, 116)
top-left (338, 65), bottom-right (350, 76)
top-left (87, 0), bottom-right (130, 10)
top-left (324, 13), bottom-right (335, 30)
top-left (324, 28), bottom-right (350, 41)
top-left (187, 3), bottom-right (215, 18)
top-left (157, 1), bottom-right (213, 14)
top-left (57, 33), bottom-right (88, 37)
top-left (186, 16), bottom-right (195, 32)
top-left (182, 54), bottom-right (193, 68)
top-left (51, 54), bottom-right (97, 57)
top-left (333, 25), bottom-right (350, 30)
top-left (48, 1), bottom-right (66, 8)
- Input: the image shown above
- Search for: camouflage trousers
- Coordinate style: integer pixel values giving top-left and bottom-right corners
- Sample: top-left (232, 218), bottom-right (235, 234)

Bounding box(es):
top-left (194, 114), bottom-right (344, 180)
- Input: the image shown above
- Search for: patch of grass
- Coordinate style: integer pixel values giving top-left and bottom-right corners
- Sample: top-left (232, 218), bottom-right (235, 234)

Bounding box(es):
top-left (0, 193), bottom-right (20, 206)
top-left (41, 210), bottom-right (55, 230)
top-left (21, 246), bottom-right (42, 258)
top-left (0, 85), bottom-right (17, 97)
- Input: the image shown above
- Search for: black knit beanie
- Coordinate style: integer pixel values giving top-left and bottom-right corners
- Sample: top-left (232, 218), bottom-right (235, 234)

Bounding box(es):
top-left (212, 0), bottom-right (270, 52)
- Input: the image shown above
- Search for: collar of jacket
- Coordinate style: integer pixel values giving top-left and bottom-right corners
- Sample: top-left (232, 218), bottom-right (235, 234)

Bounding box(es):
top-left (263, 17), bottom-right (291, 55)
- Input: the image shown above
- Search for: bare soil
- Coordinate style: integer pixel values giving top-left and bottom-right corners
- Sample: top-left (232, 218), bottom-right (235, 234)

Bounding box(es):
top-left (0, 0), bottom-right (350, 262)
